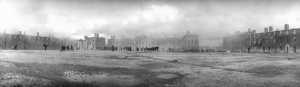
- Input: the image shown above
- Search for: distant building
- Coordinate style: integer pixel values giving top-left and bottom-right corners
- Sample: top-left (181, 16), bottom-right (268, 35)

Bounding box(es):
top-left (0, 32), bottom-right (64, 50)
top-left (114, 31), bottom-right (200, 52)
top-left (106, 35), bottom-right (116, 47)
top-left (223, 24), bottom-right (300, 53)
top-left (77, 39), bottom-right (86, 50)
top-left (181, 31), bottom-right (200, 52)
top-left (157, 37), bottom-right (182, 52)
top-left (77, 31), bottom-right (200, 52)
top-left (77, 33), bottom-right (106, 50)
top-left (133, 35), bottom-right (157, 51)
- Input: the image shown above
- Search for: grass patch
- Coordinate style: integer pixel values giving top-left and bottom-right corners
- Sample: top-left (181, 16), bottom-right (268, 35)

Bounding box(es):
top-left (140, 62), bottom-right (176, 69)
top-left (291, 69), bottom-right (300, 81)
top-left (245, 65), bottom-right (286, 77)
top-left (4, 62), bottom-right (185, 87)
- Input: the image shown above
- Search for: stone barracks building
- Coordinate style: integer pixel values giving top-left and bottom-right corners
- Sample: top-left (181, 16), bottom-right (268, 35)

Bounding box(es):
top-left (0, 31), bottom-right (66, 50)
top-left (77, 33), bottom-right (107, 50)
top-left (223, 24), bottom-right (300, 53)
top-left (115, 31), bottom-right (200, 52)
top-left (77, 31), bottom-right (200, 52)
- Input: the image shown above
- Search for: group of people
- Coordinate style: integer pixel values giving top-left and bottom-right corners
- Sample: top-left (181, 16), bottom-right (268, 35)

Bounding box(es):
top-left (11, 44), bottom-right (160, 52)
top-left (60, 45), bottom-right (74, 51)
top-left (119, 46), bottom-right (159, 52)
top-left (12, 44), bottom-right (48, 50)
top-left (11, 43), bottom-right (74, 51)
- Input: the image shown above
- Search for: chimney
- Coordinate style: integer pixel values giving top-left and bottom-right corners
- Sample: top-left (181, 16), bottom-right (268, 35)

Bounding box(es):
top-left (284, 24), bottom-right (289, 30)
top-left (269, 26), bottom-right (273, 32)
top-left (264, 27), bottom-right (268, 33)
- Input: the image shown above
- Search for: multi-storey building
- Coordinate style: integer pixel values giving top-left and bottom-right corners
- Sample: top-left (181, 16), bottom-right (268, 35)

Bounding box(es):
top-left (77, 33), bottom-right (106, 50)
top-left (77, 31), bottom-right (200, 52)
top-left (181, 31), bottom-right (200, 52)
top-left (0, 32), bottom-right (64, 50)
top-left (223, 24), bottom-right (300, 53)
top-left (113, 31), bottom-right (200, 52)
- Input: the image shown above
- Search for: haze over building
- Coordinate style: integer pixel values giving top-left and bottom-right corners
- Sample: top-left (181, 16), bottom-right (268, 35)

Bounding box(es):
top-left (1, 0), bottom-right (300, 48)
top-left (76, 31), bottom-right (200, 52)
top-left (223, 24), bottom-right (300, 53)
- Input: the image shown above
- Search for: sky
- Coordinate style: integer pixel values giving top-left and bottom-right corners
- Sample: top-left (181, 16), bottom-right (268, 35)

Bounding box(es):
top-left (0, 0), bottom-right (300, 43)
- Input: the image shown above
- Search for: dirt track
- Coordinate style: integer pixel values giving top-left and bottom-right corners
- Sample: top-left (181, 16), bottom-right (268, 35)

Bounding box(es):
top-left (1, 50), bottom-right (300, 87)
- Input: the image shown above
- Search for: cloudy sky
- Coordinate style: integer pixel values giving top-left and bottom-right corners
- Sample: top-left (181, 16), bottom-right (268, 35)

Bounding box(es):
top-left (0, 0), bottom-right (300, 41)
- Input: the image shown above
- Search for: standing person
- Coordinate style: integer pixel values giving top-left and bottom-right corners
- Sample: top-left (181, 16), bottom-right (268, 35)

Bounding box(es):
top-left (43, 44), bottom-right (48, 50)
top-left (60, 45), bottom-right (65, 51)
top-left (70, 45), bottom-right (74, 50)
top-left (13, 45), bottom-right (18, 50)
top-left (66, 45), bottom-right (70, 50)
top-left (247, 47), bottom-right (251, 53)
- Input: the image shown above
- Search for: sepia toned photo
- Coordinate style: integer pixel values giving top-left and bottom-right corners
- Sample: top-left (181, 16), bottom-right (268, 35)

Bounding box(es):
top-left (0, 0), bottom-right (300, 87)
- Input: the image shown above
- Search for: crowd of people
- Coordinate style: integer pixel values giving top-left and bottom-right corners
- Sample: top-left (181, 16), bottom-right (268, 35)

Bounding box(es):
top-left (60, 45), bottom-right (74, 51)
top-left (119, 46), bottom-right (159, 52)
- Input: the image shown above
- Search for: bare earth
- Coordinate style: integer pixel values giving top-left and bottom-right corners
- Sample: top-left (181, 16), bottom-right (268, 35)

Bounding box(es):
top-left (1, 50), bottom-right (300, 87)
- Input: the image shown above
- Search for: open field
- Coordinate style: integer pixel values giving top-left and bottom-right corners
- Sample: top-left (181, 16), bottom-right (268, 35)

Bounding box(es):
top-left (1, 50), bottom-right (300, 87)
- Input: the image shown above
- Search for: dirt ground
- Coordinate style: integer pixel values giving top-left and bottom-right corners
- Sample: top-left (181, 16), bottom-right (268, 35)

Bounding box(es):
top-left (1, 50), bottom-right (300, 87)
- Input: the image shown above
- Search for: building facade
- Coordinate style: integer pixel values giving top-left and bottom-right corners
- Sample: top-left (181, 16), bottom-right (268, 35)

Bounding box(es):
top-left (114, 31), bottom-right (200, 52)
top-left (77, 33), bottom-right (107, 50)
top-left (77, 31), bottom-right (200, 52)
top-left (0, 32), bottom-right (65, 50)
top-left (223, 24), bottom-right (300, 53)
top-left (181, 31), bottom-right (200, 52)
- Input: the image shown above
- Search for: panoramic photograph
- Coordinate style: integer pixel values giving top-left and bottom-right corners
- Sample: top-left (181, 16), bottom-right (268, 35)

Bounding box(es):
top-left (0, 0), bottom-right (300, 87)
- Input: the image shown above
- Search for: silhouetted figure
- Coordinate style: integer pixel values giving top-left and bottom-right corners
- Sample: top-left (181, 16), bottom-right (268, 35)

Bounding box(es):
top-left (43, 44), bottom-right (48, 50)
top-left (247, 47), bottom-right (250, 53)
top-left (154, 47), bottom-right (159, 51)
top-left (70, 45), bottom-right (74, 50)
top-left (13, 45), bottom-right (18, 50)
top-left (60, 46), bottom-right (66, 51)
top-left (66, 46), bottom-right (70, 50)
top-left (112, 46), bottom-right (115, 51)
top-left (128, 47), bottom-right (132, 51)
top-left (123, 46), bottom-right (132, 51)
